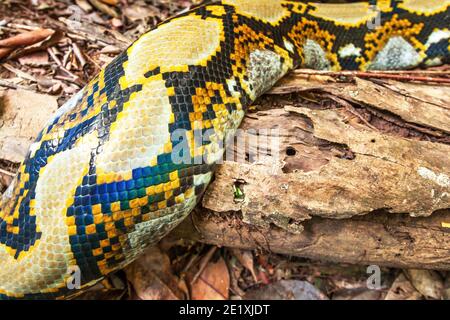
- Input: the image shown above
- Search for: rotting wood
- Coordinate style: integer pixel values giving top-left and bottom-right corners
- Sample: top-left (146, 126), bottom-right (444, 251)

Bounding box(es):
top-left (171, 71), bottom-right (450, 269)
top-left (171, 208), bottom-right (450, 270)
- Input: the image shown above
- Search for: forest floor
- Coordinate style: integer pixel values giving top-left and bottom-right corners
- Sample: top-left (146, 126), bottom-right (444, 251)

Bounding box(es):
top-left (0, 0), bottom-right (448, 300)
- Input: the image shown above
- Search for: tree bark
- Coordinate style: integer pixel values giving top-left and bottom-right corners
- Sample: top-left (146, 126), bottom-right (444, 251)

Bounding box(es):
top-left (170, 70), bottom-right (450, 270)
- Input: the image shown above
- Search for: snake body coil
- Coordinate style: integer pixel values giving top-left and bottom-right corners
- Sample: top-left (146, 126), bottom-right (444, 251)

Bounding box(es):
top-left (0, 0), bottom-right (449, 299)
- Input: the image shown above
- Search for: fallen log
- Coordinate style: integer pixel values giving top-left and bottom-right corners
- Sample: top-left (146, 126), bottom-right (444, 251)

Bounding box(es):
top-left (171, 69), bottom-right (450, 270)
top-left (172, 208), bottom-right (450, 270)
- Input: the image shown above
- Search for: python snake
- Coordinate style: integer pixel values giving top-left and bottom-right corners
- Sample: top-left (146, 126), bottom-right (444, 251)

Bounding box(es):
top-left (0, 0), bottom-right (449, 299)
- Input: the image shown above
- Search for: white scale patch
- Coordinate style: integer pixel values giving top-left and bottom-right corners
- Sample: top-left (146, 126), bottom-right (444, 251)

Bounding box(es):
top-left (283, 39), bottom-right (295, 54)
top-left (339, 43), bottom-right (362, 58)
top-left (368, 36), bottom-right (422, 70)
top-left (303, 39), bottom-right (331, 70)
top-left (193, 172), bottom-right (213, 186)
top-left (426, 29), bottom-right (450, 47)
top-left (125, 197), bottom-right (197, 261)
top-left (424, 29), bottom-right (450, 66)
top-left (245, 49), bottom-right (286, 99)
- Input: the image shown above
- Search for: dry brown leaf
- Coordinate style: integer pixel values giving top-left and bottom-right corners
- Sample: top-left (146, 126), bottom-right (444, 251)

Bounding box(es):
top-left (191, 257), bottom-right (230, 300)
top-left (332, 288), bottom-right (381, 300)
top-left (227, 257), bottom-right (245, 297)
top-left (404, 269), bottom-right (444, 300)
top-left (444, 275), bottom-right (450, 300)
top-left (125, 246), bottom-right (183, 300)
top-left (385, 273), bottom-right (422, 300)
top-left (230, 249), bottom-right (257, 282)
top-left (244, 280), bottom-right (328, 300)
top-left (0, 89), bottom-right (58, 163)
top-left (124, 5), bottom-right (158, 22)
top-left (7, 30), bottom-right (64, 60)
top-left (257, 270), bottom-right (270, 285)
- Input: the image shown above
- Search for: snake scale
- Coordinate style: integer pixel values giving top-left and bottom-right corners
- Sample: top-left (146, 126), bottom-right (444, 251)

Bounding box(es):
top-left (0, 0), bottom-right (449, 299)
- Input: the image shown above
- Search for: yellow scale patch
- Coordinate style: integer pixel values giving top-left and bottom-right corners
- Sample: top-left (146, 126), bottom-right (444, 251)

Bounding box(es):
top-left (309, 2), bottom-right (379, 27)
top-left (189, 81), bottom-right (243, 162)
top-left (96, 75), bottom-right (173, 183)
top-left (0, 165), bottom-right (32, 259)
top-left (121, 15), bottom-right (224, 86)
top-left (223, 0), bottom-right (289, 24)
top-left (398, 0), bottom-right (450, 16)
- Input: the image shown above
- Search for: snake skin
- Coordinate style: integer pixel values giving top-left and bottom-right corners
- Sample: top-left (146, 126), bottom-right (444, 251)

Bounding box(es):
top-left (0, 0), bottom-right (449, 299)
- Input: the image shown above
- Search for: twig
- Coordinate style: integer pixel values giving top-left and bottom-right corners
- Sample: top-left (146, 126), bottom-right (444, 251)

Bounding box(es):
top-left (0, 79), bottom-right (34, 90)
top-left (294, 69), bottom-right (450, 84)
top-left (1, 63), bottom-right (37, 82)
top-left (54, 75), bottom-right (83, 87)
top-left (72, 42), bottom-right (86, 69)
top-left (58, 64), bottom-right (80, 80)
top-left (47, 47), bottom-right (62, 66)
top-left (191, 246), bottom-right (218, 285)
top-left (4, 23), bottom-right (40, 31)
top-left (0, 28), bottom-right (54, 48)
top-left (82, 50), bottom-right (101, 70)
top-left (62, 46), bottom-right (72, 68)
top-left (0, 168), bottom-right (15, 177)
top-left (181, 252), bottom-right (200, 274)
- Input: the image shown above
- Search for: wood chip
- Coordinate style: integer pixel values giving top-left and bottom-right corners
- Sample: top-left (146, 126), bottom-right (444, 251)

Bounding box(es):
top-left (75, 0), bottom-right (93, 12)
top-left (0, 90), bottom-right (58, 163)
top-left (18, 51), bottom-right (49, 66)
top-left (88, 0), bottom-right (119, 18)
top-left (0, 28), bottom-right (54, 48)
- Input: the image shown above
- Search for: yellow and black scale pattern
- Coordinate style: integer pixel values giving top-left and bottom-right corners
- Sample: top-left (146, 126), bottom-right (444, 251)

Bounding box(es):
top-left (0, 0), bottom-right (449, 299)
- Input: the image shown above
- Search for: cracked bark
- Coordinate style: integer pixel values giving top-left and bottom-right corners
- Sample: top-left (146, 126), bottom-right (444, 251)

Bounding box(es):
top-left (170, 71), bottom-right (450, 270)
